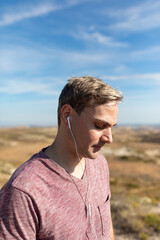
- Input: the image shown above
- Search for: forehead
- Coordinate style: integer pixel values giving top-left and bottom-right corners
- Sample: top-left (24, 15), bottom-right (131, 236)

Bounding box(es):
top-left (80, 103), bottom-right (118, 125)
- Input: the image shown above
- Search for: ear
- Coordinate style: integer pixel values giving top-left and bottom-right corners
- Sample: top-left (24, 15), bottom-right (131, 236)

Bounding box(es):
top-left (60, 104), bottom-right (73, 127)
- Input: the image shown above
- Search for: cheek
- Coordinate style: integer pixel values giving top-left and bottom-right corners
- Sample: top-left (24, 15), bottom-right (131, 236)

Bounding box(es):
top-left (87, 129), bottom-right (100, 143)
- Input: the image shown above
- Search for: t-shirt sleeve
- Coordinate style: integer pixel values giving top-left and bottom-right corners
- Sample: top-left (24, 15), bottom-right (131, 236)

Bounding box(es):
top-left (0, 186), bottom-right (39, 240)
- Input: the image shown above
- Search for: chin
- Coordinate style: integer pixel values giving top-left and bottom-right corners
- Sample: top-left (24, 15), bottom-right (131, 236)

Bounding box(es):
top-left (81, 147), bottom-right (99, 159)
top-left (87, 151), bottom-right (99, 160)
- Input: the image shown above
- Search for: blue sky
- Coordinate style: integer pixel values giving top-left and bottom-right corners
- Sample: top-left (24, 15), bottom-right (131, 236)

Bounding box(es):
top-left (0, 0), bottom-right (160, 127)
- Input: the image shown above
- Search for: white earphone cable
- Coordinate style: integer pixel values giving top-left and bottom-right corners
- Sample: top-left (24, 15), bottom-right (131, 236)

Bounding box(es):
top-left (68, 117), bottom-right (98, 240)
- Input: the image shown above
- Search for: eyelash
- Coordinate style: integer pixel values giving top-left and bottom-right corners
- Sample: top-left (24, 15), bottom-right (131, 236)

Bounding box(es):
top-left (95, 124), bottom-right (104, 130)
top-left (95, 123), bottom-right (113, 130)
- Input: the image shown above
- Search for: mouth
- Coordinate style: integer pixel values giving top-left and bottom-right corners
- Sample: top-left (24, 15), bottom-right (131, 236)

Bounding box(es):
top-left (92, 145), bottom-right (103, 152)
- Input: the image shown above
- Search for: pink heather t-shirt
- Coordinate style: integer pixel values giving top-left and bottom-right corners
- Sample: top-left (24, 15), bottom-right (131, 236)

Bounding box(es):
top-left (0, 148), bottom-right (111, 240)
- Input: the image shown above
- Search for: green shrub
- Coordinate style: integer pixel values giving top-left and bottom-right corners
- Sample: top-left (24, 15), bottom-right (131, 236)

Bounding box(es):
top-left (129, 218), bottom-right (144, 233)
top-left (145, 213), bottom-right (160, 231)
top-left (125, 182), bottom-right (139, 189)
top-left (139, 232), bottom-right (149, 240)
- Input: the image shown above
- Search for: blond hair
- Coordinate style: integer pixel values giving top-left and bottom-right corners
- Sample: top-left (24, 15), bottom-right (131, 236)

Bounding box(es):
top-left (58, 76), bottom-right (123, 126)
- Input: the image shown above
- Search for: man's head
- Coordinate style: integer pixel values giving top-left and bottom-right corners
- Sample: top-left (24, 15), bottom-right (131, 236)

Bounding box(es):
top-left (58, 76), bottom-right (123, 126)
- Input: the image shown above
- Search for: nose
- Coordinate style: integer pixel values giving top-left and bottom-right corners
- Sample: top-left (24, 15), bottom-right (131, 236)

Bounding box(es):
top-left (100, 128), bottom-right (113, 144)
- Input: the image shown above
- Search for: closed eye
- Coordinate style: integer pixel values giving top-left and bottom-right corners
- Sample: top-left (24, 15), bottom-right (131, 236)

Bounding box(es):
top-left (95, 124), bottom-right (105, 130)
top-left (95, 122), bottom-right (110, 130)
top-left (94, 119), bottom-right (117, 130)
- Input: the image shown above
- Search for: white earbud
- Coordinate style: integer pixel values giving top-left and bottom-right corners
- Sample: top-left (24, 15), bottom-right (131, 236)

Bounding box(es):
top-left (67, 116), bottom-right (71, 130)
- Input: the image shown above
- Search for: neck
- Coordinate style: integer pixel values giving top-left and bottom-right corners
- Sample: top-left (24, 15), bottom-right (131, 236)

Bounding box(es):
top-left (44, 133), bottom-right (85, 179)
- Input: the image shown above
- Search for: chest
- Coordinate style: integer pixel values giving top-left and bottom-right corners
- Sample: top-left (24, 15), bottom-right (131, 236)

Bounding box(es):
top-left (36, 170), bottom-right (110, 240)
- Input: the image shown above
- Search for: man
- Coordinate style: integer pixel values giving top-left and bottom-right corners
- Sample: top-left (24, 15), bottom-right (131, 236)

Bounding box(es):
top-left (0, 76), bottom-right (123, 239)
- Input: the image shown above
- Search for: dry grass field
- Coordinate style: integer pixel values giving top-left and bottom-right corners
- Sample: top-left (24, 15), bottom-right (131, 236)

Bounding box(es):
top-left (0, 126), bottom-right (160, 240)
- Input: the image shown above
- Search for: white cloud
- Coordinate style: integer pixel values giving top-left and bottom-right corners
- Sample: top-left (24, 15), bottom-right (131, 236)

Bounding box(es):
top-left (108, 0), bottom-right (160, 31)
top-left (71, 29), bottom-right (128, 47)
top-left (0, 78), bottom-right (61, 95)
top-left (0, 0), bottom-right (86, 27)
top-left (103, 73), bottom-right (160, 85)
top-left (62, 50), bottom-right (111, 64)
top-left (0, 46), bottom-right (45, 73)
top-left (0, 44), bottom-right (115, 74)
top-left (130, 46), bottom-right (160, 60)
top-left (0, 3), bottom-right (57, 27)
top-left (113, 65), bottom-right (130, 74)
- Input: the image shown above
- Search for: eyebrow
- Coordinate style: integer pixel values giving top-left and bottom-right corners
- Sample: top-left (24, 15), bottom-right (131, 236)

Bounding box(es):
top-left (95, 119), bottom-right (117, 127)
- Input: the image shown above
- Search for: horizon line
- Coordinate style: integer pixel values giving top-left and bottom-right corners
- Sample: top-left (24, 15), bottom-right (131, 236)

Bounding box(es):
top-left (0, 123), bottom-right (160, 129)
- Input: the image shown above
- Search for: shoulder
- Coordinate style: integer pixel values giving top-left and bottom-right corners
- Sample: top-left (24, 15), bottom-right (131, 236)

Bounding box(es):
top-left (1, 150), bottom-right (52, 195)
